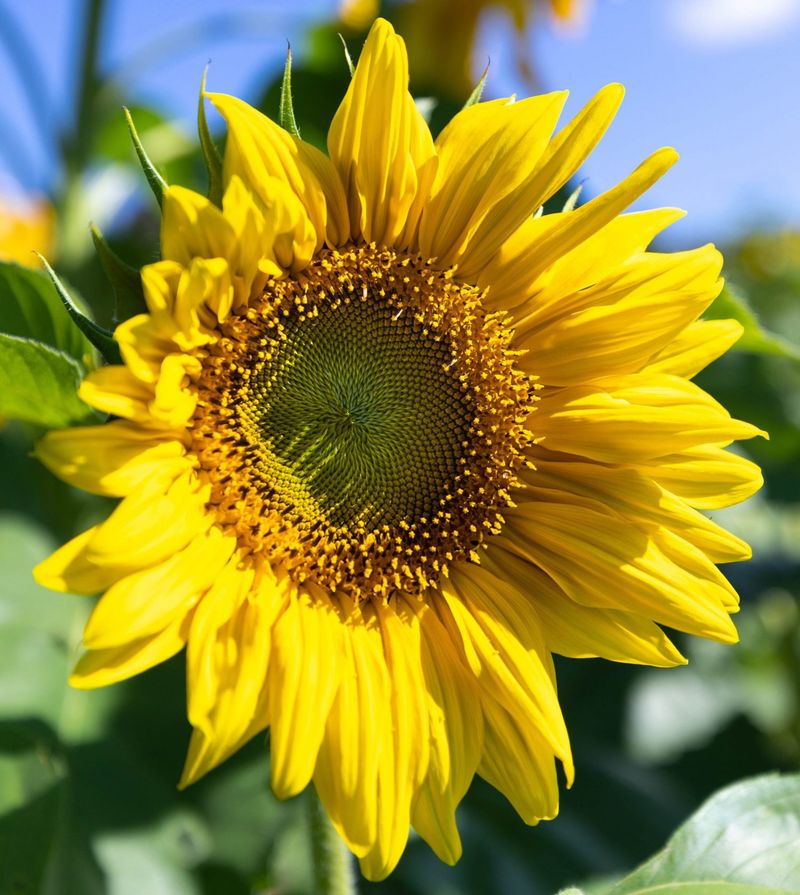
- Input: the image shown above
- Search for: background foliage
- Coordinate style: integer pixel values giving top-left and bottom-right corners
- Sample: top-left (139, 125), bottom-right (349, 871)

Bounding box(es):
top-left (1, 1), bottom-right (799, 893)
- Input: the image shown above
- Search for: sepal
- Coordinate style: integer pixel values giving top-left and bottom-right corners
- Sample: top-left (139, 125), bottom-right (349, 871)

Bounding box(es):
top-left (123, 106), bottom-right (166, 208)
top-left (37, 254), bottom-right (122, 364)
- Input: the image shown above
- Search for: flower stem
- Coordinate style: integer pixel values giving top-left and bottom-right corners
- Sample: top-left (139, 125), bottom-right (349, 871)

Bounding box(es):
top-left (307, 789), bottom-right (358, 895)
top-left (58, 0), bottom-right (107, 270)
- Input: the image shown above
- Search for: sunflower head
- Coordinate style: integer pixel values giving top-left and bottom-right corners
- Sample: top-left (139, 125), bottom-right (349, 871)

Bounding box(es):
top-left (34, 17), bottom-right (763, 881)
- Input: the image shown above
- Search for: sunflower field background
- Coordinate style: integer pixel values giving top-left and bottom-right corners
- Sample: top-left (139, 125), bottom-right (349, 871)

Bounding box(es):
top-left (1, 1), bottom-right (800, 893)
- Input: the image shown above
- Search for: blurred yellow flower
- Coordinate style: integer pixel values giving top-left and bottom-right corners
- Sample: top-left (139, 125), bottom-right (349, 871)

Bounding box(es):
top-left (339, 0), bottom-right (381, 31)
top-left (341, 0), bottom-right (585, 96)
top-left (36, 18), bottom-right (761, 881)
top-left (0, 197), bottom-right (55, 267)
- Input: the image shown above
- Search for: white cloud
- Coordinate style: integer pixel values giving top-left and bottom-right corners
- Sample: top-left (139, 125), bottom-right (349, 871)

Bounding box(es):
top-left (667, 0), bottom-right (800, 48)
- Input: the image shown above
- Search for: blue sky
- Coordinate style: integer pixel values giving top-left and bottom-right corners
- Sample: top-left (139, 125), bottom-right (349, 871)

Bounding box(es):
top-left (2, 0), bottom-right (799, 248)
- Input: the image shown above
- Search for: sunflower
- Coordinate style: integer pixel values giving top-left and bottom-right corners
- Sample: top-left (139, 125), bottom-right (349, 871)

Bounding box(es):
top-left (34, 18), bottom-right (763, 881)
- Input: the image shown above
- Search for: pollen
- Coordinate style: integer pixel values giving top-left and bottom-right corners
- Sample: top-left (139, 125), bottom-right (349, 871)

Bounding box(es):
top-left (190, 243), bottom-right (536, 600)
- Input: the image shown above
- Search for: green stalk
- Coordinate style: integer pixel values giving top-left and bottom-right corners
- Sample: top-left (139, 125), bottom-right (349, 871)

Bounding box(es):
top-left (307, 790), bottom-right (358, 895)
top-left (57, 0), bottom-right (106, 270)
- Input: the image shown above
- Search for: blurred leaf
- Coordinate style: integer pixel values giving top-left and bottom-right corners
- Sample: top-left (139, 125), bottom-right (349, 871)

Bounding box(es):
top-left (0, 262), bottom-right (92, 360)
top-left (706, 285), bottom-right (800, 362)
top-left (0, 731), bottom-right (70, 895)
top-left (611, 886), bottom-right (793, 895)
top-left (90, 223), bottom-right (147, 325)
top-left (0, 334), bottom-right (96, 427)
top-left (192, 751), bottom-right (283, 876)
top-left (603, 774), bottom-right (800, 894)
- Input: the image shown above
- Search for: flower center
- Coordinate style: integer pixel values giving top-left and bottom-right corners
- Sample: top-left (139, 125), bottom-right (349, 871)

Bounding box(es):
top-left (244, 297), bottom-right (473, 530)
top-left (191, 244), bottom-right (536, 600)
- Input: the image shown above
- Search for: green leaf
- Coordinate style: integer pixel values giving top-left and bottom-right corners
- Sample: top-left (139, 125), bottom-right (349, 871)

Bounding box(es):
top-left (123, 105), bottom-right (167, 208)
top-left (0, 734), bottom-right (70, 895)
top-left (279, 44), bottom-right (301, 138)
top-left (463, 64), bottom-right (489, 109)
top-left (0, 334), bottom-right (97, 427)
top-left (37, 255), bottom-right (122, 364)
top-left (0, 261), bottom-right (92, 361)
top-left (90, 224), bottom-right (147, 325)
top-left (605, 774), bottom-right (800, 895)
top-left (706, 285), bottom-right (800, 362)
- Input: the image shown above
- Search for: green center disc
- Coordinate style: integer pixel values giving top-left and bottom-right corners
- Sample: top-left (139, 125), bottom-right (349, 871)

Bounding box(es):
top-left (240, 296), bottom-right (475, 531)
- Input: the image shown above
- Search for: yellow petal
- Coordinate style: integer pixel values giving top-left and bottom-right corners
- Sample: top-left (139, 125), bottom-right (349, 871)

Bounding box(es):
top-left (418, 91), bottom-right (568, 275)
top-left (533, 373), bottom-right (765, 463)
top-left (328, 18), bottom-right (436, 247)
top-left (208, 92), bottom-right (348, 249)
top-left (481, 148), bottom-right (679, 315)
top-left (482, 547), bottom-right (686, 667)
top-left (441, 564), bottom-right (572, 773)
top-left (70, 615), bottom-right (188, 689)
top-left (141, 259), bottom-right (182, 316)
top-left (83, 526), bottom-right (235, 649)
top-left (185, 555), bottom-right (255, 732)
top-left (315, 599), bottom-right (390, 858)
top-left (630, 444), bottom-right (764, 510)
top-left (269, 583), bottom-right (344, 799)
top-left (524, 456), bottom-right (752, 563)
top-left (478, 694), bottom-right (560, 824)
top-left (518, 83), bottom-right (624, 219)
top-left (147, 353), bottom-right (201, 429)
top-left (161, 185), bottom-right (236, 267)
top-left (515, 245), bottom-right (724, 384)
top-left (356, 599), bottom-right (431, 879)
top-left (35, 421), bottom-right (188, 497)
top-left (86, 472), bottom-right (211, 569)
top-left (114, 314), bottom-right (177, 384)
top-left (170, 258), bottom-right (233, 343)
top-left (33, 526), bottom-right (131, 595)
top-left (645, 318), bottom-right (744, 378)
top-left (408, 596), bottom-right (483, 865)
top-left (500, 498), bottom-right (739, 642)
top-left (482, 207), bottom-right (684, 314)
top-left (180, 569), bottom-right (283, 787)
top-left (523, 147), bottom-right (679, 283)
top-left (78, 365), bottom-right (153, 422)
top-left (220, 176), bottom-right (277, 305)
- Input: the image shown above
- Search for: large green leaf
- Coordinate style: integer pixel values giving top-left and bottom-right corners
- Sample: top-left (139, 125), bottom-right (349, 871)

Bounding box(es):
top-left (706, 285), bottom-right (800, 362)
top-left (0, 262), bottom-right (92, 361)
top-left (604, 774), bottom-right (800, 895)
top-left (0, 334), bottom-right (96, 427)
